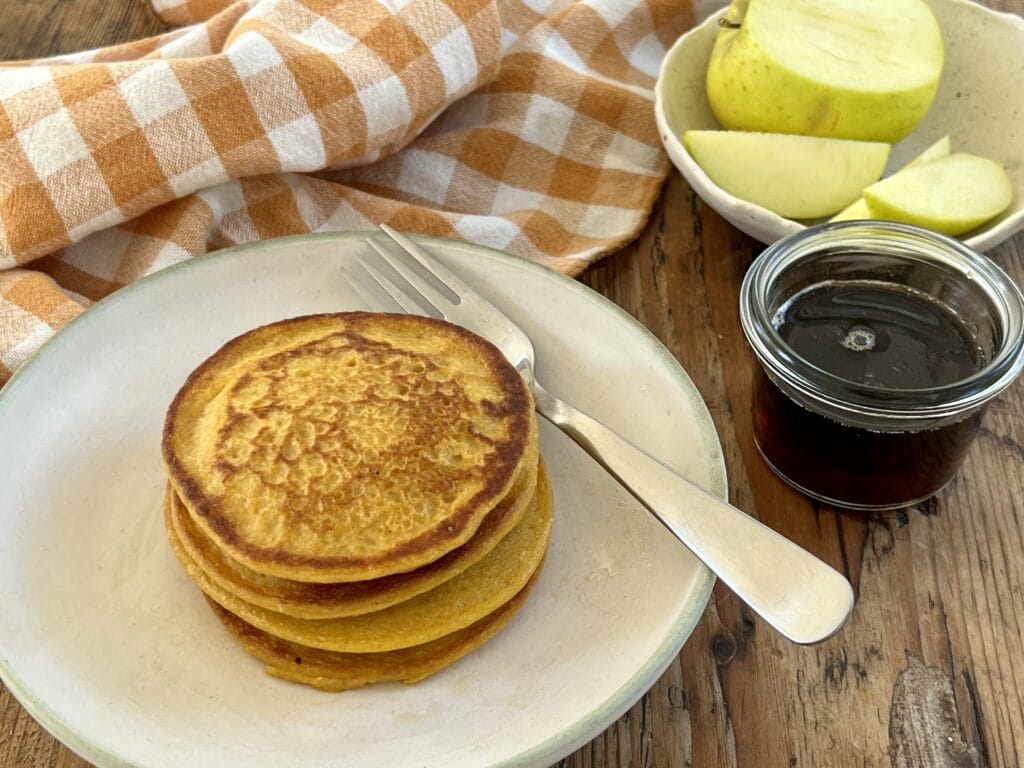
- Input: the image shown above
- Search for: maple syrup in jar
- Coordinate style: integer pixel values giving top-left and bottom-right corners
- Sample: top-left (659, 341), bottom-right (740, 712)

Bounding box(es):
top-left (740, 222), bottom-right (1024, 510)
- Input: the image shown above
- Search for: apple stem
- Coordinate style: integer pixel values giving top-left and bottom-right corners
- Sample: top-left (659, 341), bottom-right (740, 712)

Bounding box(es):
top-left (718, 18), bottom-right (741, 29)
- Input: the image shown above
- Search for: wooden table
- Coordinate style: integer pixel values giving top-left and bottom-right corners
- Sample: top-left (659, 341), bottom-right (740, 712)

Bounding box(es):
top-left (2, 1), bottom-right (1023, 766)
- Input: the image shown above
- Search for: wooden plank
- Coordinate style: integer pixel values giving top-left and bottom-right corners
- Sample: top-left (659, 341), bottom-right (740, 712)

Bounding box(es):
top-left (0, 0), bottom-right (165, 60)
top-left (578, 5), bottom-right (1024, 761)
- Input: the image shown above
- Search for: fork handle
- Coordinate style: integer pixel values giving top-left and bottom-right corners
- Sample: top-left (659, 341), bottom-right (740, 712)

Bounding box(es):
top-left (530, 381), bottom-right (854, 645)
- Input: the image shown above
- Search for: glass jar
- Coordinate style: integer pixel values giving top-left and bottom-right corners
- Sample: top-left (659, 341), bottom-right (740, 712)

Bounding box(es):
top-left (739, 221), bottom-right (1024, 510)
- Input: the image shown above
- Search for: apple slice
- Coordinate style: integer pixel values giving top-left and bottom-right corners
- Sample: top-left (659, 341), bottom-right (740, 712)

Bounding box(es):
top-left (706, 0), bottom-right (944, 143)
top-left (862, 153), bottom-right (1013, 236)
top-left (830, 198), bottom-right (874, 222)
top-left (906, 135), bottom-right (953, 166)
top-left (831, 136), bottom-right (951, 221)
top-left (683, 130), bottom-right (890, 219)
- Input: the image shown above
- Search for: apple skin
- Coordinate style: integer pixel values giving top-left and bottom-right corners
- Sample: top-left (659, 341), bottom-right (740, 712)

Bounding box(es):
top-left (706, 0), bottom-right (944, 143)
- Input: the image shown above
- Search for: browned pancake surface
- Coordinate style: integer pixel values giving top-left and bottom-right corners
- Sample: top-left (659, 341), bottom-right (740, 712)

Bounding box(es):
top-left (167, 452), bottom-right (538, 618)
top-left (163, 312), bottom-right (535, 582)
top-left (207, 562), bottom-right (543, 691)
top-left (164, 462), bottom-right (554, 653)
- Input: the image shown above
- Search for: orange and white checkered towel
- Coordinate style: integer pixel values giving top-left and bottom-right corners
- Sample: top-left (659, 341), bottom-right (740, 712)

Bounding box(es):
top-left (0, 0), bottom-right (695, 384)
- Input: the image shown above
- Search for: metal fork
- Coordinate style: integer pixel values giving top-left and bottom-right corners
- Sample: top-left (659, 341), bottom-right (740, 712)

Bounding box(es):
top-left (353, 225), bottom-right (854, 645)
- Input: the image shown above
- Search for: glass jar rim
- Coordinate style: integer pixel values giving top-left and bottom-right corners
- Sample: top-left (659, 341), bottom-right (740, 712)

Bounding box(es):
top-left (739, 221), bottom-right (1024, 423)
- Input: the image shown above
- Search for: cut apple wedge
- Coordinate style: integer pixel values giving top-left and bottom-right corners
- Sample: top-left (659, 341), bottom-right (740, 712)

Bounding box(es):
top-left (831, 198), bottom-right (873, 221)
top-left (910, 135), bottom-right (953, 166)
top-left (862, 153), bottom-right (1013, 236)
top-left (831, 135), bottom-right (951, 221)
top-left (683, 131), bottom-right (890, 219)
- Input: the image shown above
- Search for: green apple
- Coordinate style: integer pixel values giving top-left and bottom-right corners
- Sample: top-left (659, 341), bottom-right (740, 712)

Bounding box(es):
top-left (683, 130), bottom-right (889, 218)
top-left (706, 0), bottom-right (944, 142)
top-left (831, 136), bottom-right (951, 221)
top-left (830, 198), bottom-right (873, 221)
top-left (862, 153), bottom-right (1013, 236)
top-left (906, 135), bottom-right (953, 166)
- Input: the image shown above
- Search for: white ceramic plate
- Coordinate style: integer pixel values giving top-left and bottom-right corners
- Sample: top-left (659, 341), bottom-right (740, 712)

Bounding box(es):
top-left (0, 233), bottom-right (725, 768)
top-left (655, 0), bottom-right (1024, 252)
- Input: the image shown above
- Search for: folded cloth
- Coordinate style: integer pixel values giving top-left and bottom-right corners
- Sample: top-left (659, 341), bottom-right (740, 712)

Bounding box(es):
top-left (0, 0), bottom-right (695, 384)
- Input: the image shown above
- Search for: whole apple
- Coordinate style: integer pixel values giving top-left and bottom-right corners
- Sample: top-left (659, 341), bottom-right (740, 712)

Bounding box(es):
top-left (706, 0), bottom-right (944, 143)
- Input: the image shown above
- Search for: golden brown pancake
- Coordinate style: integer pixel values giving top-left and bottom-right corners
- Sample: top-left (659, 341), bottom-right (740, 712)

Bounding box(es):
top-left (206, 563), bottom-right (543, 691)
top-left (165, 462), bottom-right (554, 653)
top-left (166, 450), bottom-right (538, 619)
top-left (162, 312), bottom-right (536, 583)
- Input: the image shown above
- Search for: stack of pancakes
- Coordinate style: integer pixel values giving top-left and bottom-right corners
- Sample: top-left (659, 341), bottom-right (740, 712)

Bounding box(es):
top-left (161, 312), bottom-right (551, 691)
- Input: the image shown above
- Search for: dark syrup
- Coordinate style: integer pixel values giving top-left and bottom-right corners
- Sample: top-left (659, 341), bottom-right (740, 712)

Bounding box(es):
top-left (754, 281), bottom-right (985, 508)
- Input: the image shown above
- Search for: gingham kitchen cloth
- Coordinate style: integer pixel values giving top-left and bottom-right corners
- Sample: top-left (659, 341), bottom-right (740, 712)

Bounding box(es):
top-left (0, 0), bottom-right (695, 384)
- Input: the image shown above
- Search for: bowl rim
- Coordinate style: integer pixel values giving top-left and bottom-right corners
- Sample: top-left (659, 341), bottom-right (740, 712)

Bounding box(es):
top-left (654, 0), bottom-right (1024, 253)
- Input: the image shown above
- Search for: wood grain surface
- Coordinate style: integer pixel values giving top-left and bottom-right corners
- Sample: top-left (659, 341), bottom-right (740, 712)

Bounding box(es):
top-left (1, 1), bottom-right (1023, 767)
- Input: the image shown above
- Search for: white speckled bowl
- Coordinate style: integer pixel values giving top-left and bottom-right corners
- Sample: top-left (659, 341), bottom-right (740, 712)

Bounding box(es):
top-left (655, 0), bottom-right (1024, 252)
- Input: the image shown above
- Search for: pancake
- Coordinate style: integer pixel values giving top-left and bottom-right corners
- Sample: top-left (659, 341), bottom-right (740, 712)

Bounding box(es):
top-left (165, 462), bottom-right (554, 653)
top-left (207, 563), bottom-right (543, 691)
top-left (166, 449), bottom-right (539, 619)
top-left (163, 312), bottom-right (536, 583)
